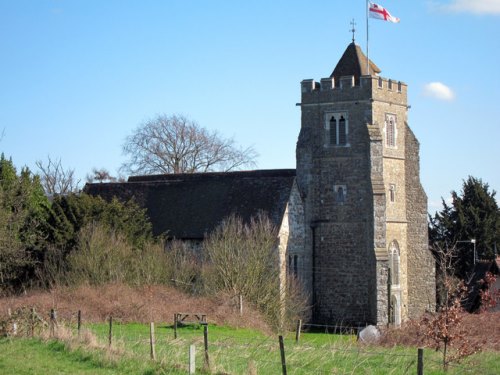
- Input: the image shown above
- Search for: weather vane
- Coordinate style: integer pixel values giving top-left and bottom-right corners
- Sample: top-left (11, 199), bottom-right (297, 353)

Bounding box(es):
top-left (350, 19), bottom-right (356, 43)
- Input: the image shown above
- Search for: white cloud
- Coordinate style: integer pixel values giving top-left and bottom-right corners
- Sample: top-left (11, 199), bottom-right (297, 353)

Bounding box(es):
top-left (423, 82), bottom-right (455, 101)
top-left (440, 0), bottom-right (500, 15)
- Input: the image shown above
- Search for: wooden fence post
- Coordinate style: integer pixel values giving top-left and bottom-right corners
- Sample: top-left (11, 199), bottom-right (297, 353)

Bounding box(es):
top-left (174, 313), bottom-right (178, 339)
top-left (108, 316), bottom-right (113, 348)
top-left (150, 322), bottom-right (156, 361)
top-left (279, 335), bottom-right (287, 375)
top-left (77, 310), bottom-right (82, 338)
top-left (239, 295), bottom-right (243, 316)
top-left (189, 344), bottom-right (196, 374)
top-left (295, 319), bottom-right (302, 343)
top-left (203, 324), bottom-right (210, 369)
top-left (30, 308), bottom-right (35, 337)
top-left (50, 309), bottom-right (56, 337)
top-left (417, 348), bottom-right (424, 375)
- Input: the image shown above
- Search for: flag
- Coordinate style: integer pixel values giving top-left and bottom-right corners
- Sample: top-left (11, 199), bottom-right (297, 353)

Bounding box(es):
top-left (369, 2), bottom-right (400, 23)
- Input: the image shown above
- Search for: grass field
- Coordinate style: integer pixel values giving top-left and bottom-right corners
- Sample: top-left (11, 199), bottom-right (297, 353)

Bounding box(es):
top-left (1, 322), bottom-right (499, 374)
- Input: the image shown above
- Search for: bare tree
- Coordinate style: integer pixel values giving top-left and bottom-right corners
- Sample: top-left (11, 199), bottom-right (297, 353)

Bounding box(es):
top-left (418, 245), bottom-right (481, 371)
top-left (202, 214), bottom-right (307, 331)
top-left (121, 114), bottom-right (257, 175)
top-left (35, 156), bottom-right (80, 195)
top-left (86, 168), bottom-right (117, 183)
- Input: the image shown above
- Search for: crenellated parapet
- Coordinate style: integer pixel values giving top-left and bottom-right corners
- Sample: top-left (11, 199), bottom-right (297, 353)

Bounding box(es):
top-left (300, 75), bottom-right (407, 106)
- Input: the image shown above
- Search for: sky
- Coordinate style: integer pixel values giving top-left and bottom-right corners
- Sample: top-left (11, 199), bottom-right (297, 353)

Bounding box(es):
top-left (1, 0), bottom-right (499, 214)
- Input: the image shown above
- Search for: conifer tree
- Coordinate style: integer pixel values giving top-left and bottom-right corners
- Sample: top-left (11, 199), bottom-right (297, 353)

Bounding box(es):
top-left (429, 176), bottom-right (500, 278)
top-left (0, 155), bottom-right (50, 291)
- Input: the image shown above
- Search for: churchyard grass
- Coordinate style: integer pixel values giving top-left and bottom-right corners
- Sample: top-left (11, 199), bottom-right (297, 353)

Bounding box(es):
top-left (1, 323), bottom-right (499, 374)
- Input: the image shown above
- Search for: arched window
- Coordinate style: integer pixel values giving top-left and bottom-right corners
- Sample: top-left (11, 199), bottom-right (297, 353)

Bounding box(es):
top-left (337, 186), bottom-right (345, 203)
top-left (389, 241), bottom-right (400, 286)
top-left (388, 241), bottom-right (402, 325)
top-left (329, 116), bottom-right (337, 145)
top-left (378, 76), bottom-right (383, 88)
top-left (326, 113), bottom-right (349, 147)
top-left (389, 184), bottom-right (396, 203)
top-left (338, 116), bottom-right (347, 145)
top-left (385, 113), bottom-right (397, 148)
top-left (288, 254), bottom-right (299, 277)
top-left (334, 185), bottom-right (347, 204)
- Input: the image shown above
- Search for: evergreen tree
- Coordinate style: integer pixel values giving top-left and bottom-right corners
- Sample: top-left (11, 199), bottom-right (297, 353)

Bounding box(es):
top-left (44, 193), bottom-right (153, 252)
top-left (429, 176), bottom-right (500, 278)
top-left (0, 155), bottom-right (50, 291)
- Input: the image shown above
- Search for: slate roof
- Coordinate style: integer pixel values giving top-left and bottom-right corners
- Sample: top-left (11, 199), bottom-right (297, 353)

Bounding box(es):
top-left (330, 42), bottom-right (381, 83)
top-left (84, 169), bottom-right (296, 239)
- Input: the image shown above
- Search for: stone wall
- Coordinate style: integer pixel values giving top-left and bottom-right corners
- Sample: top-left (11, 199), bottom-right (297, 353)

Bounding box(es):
top-left (405, 125), bottom-right (436, 317)
top-left (285, 182), bottom-right (308, 290)
top-left (297, 75), bottom-right (380, 325)
top-left (297, 73), bottom-right (434, 325)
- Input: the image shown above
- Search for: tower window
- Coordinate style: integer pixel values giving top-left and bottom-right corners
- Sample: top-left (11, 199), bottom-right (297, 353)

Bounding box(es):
top-left (389, 184), bottom-right (396, 202)
top-left (288, 254), bottom-right (299, 277)
top-left (385, 113), bottom-right (397, 148)
top-left (397, 81), bottom-right (402, 92)
top-left (338, 116), bottom-right (347, 145)
top-left (334, 185), bottom-right (347, 204)
top-left (388, 241), bottom-right (401, 326)
top-left (326, 113), bottom-right (349, 147)
top-left (389, 241), bottom-right (400, 286)
top-left (378, 77), bottom-right (383, 88)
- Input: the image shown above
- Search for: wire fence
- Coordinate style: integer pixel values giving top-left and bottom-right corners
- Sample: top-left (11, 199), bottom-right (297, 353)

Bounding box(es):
top-left (2, 307), bottom-right (498, 375)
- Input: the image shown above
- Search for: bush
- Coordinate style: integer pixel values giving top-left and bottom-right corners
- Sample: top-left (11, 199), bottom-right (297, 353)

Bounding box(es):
top-left (202, 214), bottom-right (307, 331)
top-left (65, 223), bottom-right (170, 286)
top-left (164, 240), bottom-right (202, 293)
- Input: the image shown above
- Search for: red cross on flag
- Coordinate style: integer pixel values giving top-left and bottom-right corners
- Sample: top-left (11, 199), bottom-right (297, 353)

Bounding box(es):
top-left (369, 2), bottom-right (400, 23)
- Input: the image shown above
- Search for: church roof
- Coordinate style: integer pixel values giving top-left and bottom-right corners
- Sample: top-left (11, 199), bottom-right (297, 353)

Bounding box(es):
top-left (84, 169), bottom-right (296, 239)
top-left (330, 42), bottom-right (381, 82)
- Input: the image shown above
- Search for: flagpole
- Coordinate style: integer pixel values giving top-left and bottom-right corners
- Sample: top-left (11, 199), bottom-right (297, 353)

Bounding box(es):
top-left (366, 0), bottom-right (370, 75)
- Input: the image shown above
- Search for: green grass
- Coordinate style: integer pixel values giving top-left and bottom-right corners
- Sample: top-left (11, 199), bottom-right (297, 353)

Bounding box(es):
top-left (1, 323), bottom-right (499, 374)
top-left (0, 338), bottom-right (121, 374)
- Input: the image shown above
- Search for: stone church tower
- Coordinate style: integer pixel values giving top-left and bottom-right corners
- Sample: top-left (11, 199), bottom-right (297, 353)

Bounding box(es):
top-left (295, 42), bottom-right (435, 326)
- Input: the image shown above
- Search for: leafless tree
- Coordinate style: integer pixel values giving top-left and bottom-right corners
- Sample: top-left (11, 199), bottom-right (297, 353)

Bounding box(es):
top-left (202, 214), bottom-right (307, 331)
top-left (35, 156), bottom-right (80, 195)
top-left (418, 245), bottom-right (481, 371)
top-left (121, 114), bottom-right (257, 175)
top-left (86, 168), bottom-right (117, 183)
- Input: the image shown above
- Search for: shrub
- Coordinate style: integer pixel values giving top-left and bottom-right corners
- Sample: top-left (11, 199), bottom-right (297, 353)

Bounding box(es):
top-left (202, 214), bottom-right (307, 330)
top-left (66, 223), bottom-right (171, 286)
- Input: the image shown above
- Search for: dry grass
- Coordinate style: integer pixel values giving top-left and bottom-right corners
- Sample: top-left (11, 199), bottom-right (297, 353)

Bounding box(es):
top-left (380, 310), bottom-right (500, 351)
top-left (0, 283), bottom-right (270, 333)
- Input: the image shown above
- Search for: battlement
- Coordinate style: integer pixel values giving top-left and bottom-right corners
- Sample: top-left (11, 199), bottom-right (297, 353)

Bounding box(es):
top-left (301, 75), bottom-right (407, 94)
top-left (300, 75), bottom-right (407, 106)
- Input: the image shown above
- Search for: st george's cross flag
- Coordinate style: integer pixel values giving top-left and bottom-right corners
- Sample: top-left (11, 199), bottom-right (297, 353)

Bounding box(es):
top-left (368, 2), bottom-right (400, 23)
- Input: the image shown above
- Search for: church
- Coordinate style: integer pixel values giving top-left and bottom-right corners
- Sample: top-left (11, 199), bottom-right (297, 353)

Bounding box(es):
top-left (85, 41), bottom-right (436, 326)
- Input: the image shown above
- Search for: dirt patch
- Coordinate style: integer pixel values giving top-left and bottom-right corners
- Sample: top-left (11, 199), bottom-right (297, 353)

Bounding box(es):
top-left (0, 284), bottom-right (270, 333)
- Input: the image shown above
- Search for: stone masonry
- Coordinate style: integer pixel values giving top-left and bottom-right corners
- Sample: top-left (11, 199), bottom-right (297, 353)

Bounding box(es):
top-left (294, 42), bottom-right (435, 325)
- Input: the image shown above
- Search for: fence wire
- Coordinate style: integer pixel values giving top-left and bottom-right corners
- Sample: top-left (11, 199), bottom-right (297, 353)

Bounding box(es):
top-left (3, 310), bottom-right (498, 375)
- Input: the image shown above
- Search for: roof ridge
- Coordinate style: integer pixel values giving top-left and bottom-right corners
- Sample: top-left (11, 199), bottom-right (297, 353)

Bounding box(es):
top-left (128, 169), bottom-right (296, 182)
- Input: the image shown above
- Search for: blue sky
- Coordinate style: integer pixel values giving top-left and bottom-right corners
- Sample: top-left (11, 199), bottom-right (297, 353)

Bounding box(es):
top-left (1, 0), bottom-right (499, 213)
